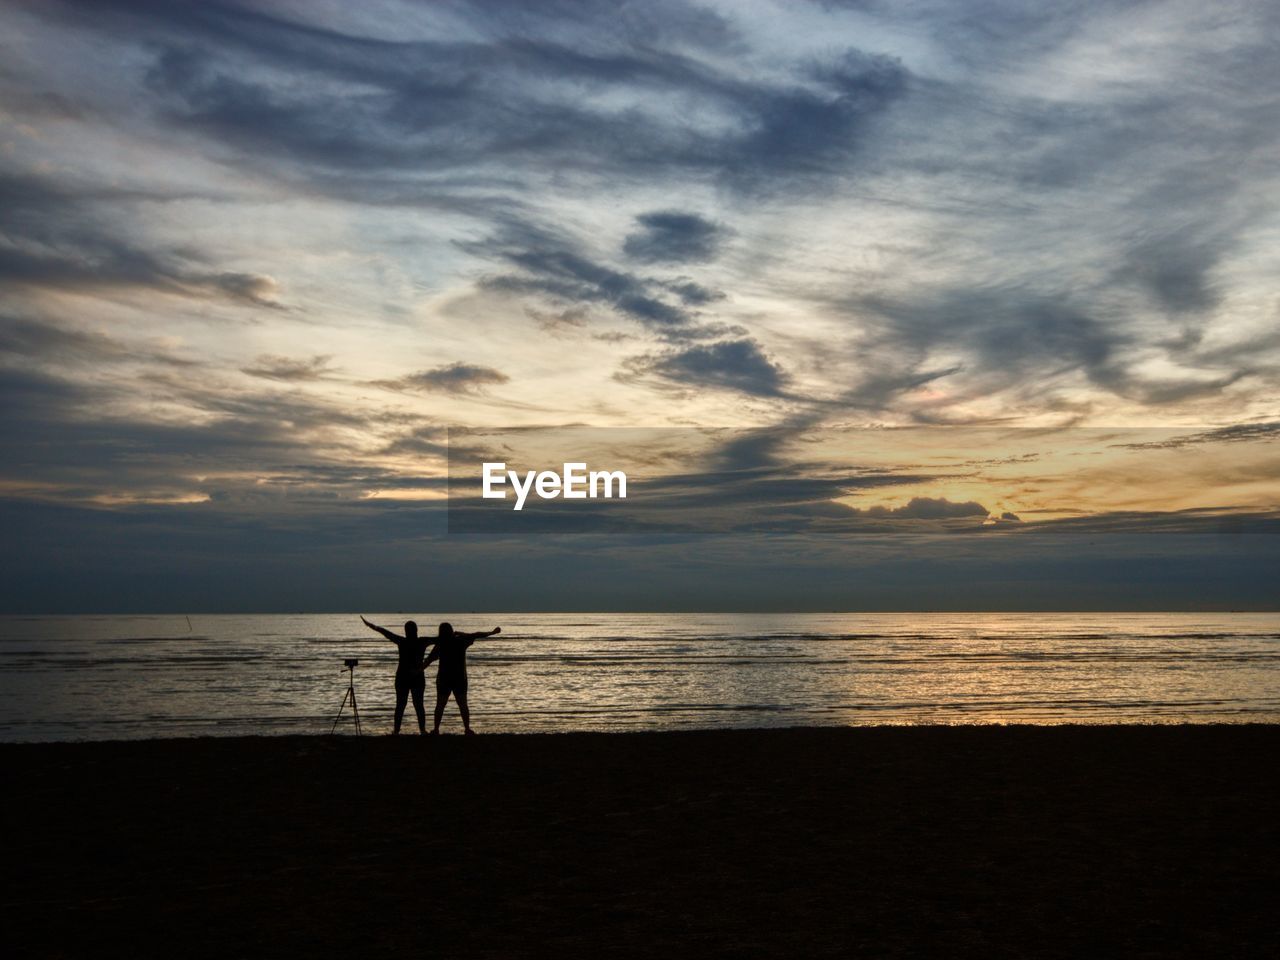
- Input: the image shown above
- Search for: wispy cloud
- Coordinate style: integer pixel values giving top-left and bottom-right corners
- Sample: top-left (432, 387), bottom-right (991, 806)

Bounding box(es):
top-left (241, 354), bottom-right (336, 381)
top-left (378, 362), bottom-right (511, 395)
top-left (0, 172), bottom-right (284, 307)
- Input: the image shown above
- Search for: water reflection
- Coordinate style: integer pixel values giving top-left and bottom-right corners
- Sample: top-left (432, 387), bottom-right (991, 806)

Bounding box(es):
top-left (0, 612), bottom-right (1277, 740)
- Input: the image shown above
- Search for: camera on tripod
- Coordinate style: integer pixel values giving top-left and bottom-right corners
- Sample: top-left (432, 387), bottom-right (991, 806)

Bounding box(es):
top-left (331, 657), bottom-right (362, 735)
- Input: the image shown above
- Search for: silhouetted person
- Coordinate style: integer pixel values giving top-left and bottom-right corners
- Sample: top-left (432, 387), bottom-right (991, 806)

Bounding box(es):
top-left (425, 622), bottom-right (500, 735)
top-left (360, 616), bottom-right (431, 735)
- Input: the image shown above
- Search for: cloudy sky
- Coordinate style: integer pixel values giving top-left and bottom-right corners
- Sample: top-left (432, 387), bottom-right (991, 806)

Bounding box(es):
top-left (2, 0), bottom-right (1278, 611)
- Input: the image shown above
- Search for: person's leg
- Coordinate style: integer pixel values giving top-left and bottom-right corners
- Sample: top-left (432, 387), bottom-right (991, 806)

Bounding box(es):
top-left (456, 680), bottom-right (473, 734)
top-left (432, 681), bottom-right (449, 734)
top-left (393, 677), bottom-right (409, 735)
top-left (411, 676), bottom-right (426, 734)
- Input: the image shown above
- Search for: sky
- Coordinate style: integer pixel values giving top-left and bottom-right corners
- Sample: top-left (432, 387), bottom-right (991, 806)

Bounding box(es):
top-left (2, 0), bottom-right (1278, 611)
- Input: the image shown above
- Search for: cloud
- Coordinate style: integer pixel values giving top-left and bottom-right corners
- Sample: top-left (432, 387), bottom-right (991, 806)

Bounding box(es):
top-left (846, 496), bottom-right (990, 520)
top-left (379, 424), bottom-right (450, 458)
top-left (1118, 422), bottom-right (1280, 450)
top-left (1114, 233), bottom-right (1225, 316)
top-left (0, 172), bottom-right (282, 307)
top-left (621, 339), bottom-right (788, 397)
top-left (662, 279), bottom-right (725, 306)
top-left (623, 211), bottom-right (726, 264)
top-left (482, 244), bottom-right (694, 331)
top-left (726, 48), bottom-right (908, 185)
top-left (0, 371), bottom-right (392, 506)
top-left (0, 316), bottom-right (203, 384)
top-left (0, 80), bottom-right (83, 120)
top-left (210, 273), bottom-right (283, 308)
top-left (852, 289), bottom-right (1119, 392)
top-left (526, 306), bottom-right (589, 333)
top-left (23, 1), bottom-right (910, 202)
top-left (471, 221), bottom-right (734, 341)
top-left (839, 278), bottom-right (1262, 414)
top-left (241, 354), bottom-right (336, 382)
top-left (378, 362), bottom-right (510, 395)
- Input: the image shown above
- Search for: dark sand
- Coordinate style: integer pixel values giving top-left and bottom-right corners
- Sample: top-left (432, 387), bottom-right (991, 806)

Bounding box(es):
top-left (4, 726), bottom-right (1278, 958)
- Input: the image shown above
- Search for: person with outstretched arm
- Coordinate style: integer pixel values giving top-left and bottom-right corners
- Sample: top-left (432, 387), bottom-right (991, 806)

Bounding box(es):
top-left (360, 615), bottom-right (432, 735)
top-left (424, 622), bottom-right (500, 735)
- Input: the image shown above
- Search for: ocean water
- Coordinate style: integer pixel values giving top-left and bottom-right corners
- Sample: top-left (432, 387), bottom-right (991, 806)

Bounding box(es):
top-left (1, 612), bottom-right (1278, 741)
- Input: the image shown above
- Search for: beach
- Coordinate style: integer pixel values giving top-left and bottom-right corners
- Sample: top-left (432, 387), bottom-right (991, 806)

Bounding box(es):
top-left (4, 725), bottom-right (1278, 958)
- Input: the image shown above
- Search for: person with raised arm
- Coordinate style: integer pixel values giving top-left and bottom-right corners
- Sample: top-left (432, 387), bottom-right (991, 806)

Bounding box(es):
top-left (424, 622), bottom-right (500, 735)
top-left (359, 616), bottom-right (432, 735)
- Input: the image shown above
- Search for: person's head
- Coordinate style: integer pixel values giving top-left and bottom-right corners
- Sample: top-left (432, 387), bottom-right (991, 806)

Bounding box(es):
top-left (438, 621), bottom-right (454, 638)
top-left (404, 620), bottom-right (418, 638)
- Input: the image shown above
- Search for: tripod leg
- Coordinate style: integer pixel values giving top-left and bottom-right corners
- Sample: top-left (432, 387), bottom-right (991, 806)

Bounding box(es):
top-left (330, 686), bottom-right (352, 735)
top-left (350, 684), bottom-right (361, 736)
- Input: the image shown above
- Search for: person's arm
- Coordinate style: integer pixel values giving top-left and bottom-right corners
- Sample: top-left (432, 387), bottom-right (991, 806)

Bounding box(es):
top-left (360, 615), bottom-right (401, 644)
top-left (456, 627), bottom-right (500, 640)
top-left (459, 627), bottom-right (501, 646)
top-left (423, 643), bottom-right (440, 668)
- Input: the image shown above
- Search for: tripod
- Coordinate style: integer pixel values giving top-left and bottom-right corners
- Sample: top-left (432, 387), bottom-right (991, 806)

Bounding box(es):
top-left (330, 662), bottom-right (362, 735)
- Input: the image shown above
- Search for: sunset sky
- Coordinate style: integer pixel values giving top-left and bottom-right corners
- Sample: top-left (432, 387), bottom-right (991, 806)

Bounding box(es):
top-left (2, 0), bottom-right (1278, 611)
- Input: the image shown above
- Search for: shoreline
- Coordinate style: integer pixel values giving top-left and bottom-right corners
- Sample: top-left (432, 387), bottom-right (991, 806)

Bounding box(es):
top-left (3, 718), bottom-right (1280, 747)
top-left (6, 725), bottom-right (1279, 957)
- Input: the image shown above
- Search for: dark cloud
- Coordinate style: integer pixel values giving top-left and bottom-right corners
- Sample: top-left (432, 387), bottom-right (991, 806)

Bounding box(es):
top-left (209, 273), bottom-right (283, 308)
top-left (854, 289), bottom-right (1118, 390)
top-left (846, 496), bottom-right (990, 520)
top-left (711, 421), bottom-right (807, 472)
top-left (473, 223), bottom-right (732, 340)
top-left (621, 339), bottom-right (788, 397)
top-left (20, 1), bottom-right (909, 201)
top-left (378, 362), bottom-right (510, 395)
top-left (485, 249), bottom-right (691, 329)
top-left (1115, 233), bottom-right (1224, 316)
top-left (623, 211), bottom-right (726, 264)
top-left (842, 284), bottom-right (1260, 411)
top-left (662, 279), bottom-right (726, 306)
top-left (728, 49), bottom-right (907, 184)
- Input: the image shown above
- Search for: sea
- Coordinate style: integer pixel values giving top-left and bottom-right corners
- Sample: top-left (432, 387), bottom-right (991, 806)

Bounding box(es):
top-left (1, 612), bottom-right (1278, 741)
